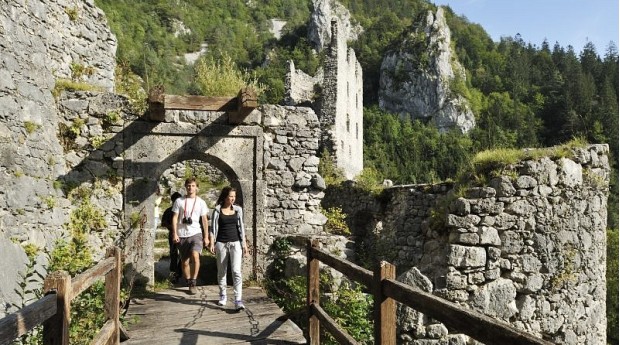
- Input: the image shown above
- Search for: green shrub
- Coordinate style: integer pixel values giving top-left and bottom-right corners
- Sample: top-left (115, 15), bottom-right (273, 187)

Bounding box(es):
top-left (322, 207), bottom-right (351, 236)
top-left (355, 167), bottom-right (383, 195)
top-left (194, 52), bottom-right (265, 97)
top-left (114, 63), bottom-right (147, 115)
top-left (318, 149), bottom-right (345, 186)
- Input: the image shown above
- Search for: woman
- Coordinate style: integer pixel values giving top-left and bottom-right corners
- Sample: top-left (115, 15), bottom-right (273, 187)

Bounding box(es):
top-left (209, 186), bottom-right (248, 310)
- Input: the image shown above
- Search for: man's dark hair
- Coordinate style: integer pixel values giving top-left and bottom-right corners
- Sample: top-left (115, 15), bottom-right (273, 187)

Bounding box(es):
top-left (171, 192), bottom-right (182, 202)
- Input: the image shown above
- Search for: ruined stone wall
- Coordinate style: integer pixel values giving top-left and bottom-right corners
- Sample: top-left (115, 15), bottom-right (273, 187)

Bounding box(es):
top-left (320, 21), bottom-right (364, 179)
top-left (260, 105), bottom-right (327, 273)
top-left (323, 144), bottom-right (610, 344)
top-left (0, 0), bottom-right (117, 316)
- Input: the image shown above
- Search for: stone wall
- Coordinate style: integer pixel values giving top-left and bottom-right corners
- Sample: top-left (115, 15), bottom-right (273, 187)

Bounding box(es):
top-left (320, 21), bottom-right (364, 180)
top-left (323, 144), bottom-right (610, 344)
top-left (0, 0), bottom-right (117, 316)
top-left (260, 105), bottom-right (327, 273)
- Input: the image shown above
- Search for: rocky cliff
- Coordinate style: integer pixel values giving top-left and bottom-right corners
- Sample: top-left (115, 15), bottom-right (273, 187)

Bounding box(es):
top-left (378, 7), bottom-right (475, 133)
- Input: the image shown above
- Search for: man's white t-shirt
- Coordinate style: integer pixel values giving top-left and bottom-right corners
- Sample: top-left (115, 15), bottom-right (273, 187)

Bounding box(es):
top-left (171, 196), bottom-right (209, 238)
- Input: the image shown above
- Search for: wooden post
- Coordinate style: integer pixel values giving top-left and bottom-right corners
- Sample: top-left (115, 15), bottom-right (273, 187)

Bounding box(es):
top-left (105, 247), bottom-right (121, 345)
top-left (307, 239), bottom-right (320, 345)
top-left (373, 261), bottom-right (396, 345)
top-left (229, 87), bottom-right (258, 124)
top-left (42, 271), bottom-right (71, 345)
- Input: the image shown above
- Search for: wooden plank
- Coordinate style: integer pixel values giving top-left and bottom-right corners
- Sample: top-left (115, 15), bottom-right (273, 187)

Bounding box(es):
top-left (382, 279), bottom-right (553, 345)
top-left (373, 261), bottom-right (395, 345)
top-left (0, 293), bottom-right (57, 343)
top-left (147, 87), bottom-right (258, 123)
top-left (104, 247), bottom-right (121, 345)
top-left (310, 246), bottom-right (374, 287)
top-left (310, 304), bottom-right (358, 345)
top-left (90, 320), bottom-right (115, 345)
top-left (43, 271), bottom-right (71, 345)
top-left (122, 286), bottom-right (306, 345)
top-left (307, 240), bottom-right (320, 345)
top-left (163, 94), bottom-right (237, 111)
top-left (72, 257), bottom-right (114, 298)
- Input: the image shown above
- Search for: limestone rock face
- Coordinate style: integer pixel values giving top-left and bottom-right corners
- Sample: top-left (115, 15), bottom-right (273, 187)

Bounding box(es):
top-left (307, 0), bottom-right (363, 51)
top-left (378, 8), bottom-right (475, 133)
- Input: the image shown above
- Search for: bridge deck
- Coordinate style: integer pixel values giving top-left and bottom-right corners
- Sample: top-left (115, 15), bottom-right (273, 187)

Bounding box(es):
top-left (122, 285), bottom-right (306, 344)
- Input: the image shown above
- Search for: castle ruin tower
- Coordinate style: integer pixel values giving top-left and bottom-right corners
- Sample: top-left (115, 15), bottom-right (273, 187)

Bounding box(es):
top-left (320, 20), bottom-right (363, 180)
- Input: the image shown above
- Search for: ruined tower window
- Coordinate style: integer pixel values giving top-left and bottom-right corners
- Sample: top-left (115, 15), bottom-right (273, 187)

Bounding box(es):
top-left (356, 94), bottom-right (359, 109)
top-left (356, 123), bottom-right (359, 139)
top-left (346, 114), bottom-right (350, 132)
top-left (341, 140), bottom-right (344, 150)
top-left (347, 82), bottom-right (349, 96)
top-left (349, 145), bottom-right (352, 157)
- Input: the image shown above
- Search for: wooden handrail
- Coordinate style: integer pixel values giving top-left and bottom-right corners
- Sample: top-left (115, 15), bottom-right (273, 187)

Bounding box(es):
top-left (306, 239), bottom-right (553, 345)
top-left (0, 246), bottom-right (122, 345)
top-left (382, 279), bottom-right (552, 345)
top-left (0, 293), bottom-right (57, 342)
top-left (309, 303), bottom-right (357, 345)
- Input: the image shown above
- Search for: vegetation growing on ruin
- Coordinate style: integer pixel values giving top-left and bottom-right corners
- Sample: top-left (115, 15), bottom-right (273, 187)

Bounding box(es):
top-left (322, 206), bottom-right (351, 236)
top-left (194, 52), bottom-right (265, 97)
top-left (52, 79), bottom-right (99, 98)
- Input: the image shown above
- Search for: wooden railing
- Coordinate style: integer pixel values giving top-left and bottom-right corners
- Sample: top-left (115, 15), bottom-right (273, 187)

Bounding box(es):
top-left (0, 246), bottom-right (122, 345)
top-left (306, 239), bottom-right (553, 345)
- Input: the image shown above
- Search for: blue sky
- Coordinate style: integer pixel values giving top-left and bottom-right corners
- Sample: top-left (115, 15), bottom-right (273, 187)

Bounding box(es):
top-left (432, 0), bottom-right (619, 55)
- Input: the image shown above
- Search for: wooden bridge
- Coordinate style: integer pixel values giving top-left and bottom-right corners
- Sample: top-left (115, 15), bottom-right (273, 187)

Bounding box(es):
top-left (0, 242), bottom-right (555, 345)
top-left (122, 285), bottom-right (305, 344)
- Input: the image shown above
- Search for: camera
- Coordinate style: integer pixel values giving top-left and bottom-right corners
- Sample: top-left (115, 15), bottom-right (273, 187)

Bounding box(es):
top-left (182, 217), bottom-right (193, 225)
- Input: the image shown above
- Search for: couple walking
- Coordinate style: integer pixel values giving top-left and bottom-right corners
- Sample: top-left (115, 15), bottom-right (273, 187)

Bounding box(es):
top-left (163, 177), bottom-right (248, 310)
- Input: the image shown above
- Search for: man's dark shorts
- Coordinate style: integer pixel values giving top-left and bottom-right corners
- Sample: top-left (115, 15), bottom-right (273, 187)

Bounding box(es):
top-left (178, 233), bottom-right (204, 259)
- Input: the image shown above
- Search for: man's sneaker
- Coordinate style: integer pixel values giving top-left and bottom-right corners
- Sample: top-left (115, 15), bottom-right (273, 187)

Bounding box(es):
top-left (218, 295), bottom-right (227, 306)
top-left (188, 279), bottom-right (197, 295)
top-left (234, 300), bottom-right (245, 310)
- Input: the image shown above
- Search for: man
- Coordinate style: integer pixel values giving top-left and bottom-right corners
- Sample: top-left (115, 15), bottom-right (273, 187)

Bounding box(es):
top-left (171, 177), bottom-right (210, 295)
top-left (161, 192), bottom-right (182, 283)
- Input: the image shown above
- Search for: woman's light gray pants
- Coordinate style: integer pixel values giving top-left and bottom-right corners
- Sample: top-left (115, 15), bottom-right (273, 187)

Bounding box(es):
top-left (215, 241), bottom-right (243, 301)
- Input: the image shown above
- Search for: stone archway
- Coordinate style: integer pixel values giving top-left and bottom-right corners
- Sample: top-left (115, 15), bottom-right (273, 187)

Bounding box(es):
top-left (122, 119), bottom-right (264, 285)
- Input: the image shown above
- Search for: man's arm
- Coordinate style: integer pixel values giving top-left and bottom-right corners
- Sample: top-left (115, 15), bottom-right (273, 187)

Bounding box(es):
top-left (171, 212), bottom-right (179, 243)
top-left (201, 214), bottom-right (210, 247)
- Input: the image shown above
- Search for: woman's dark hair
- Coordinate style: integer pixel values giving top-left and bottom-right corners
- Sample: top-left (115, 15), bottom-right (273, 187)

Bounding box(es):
top-left (217, 186), bottom-right (236, 206)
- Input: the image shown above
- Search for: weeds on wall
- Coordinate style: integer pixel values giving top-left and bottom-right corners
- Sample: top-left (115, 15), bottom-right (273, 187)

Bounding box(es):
top-left (64, 6), bottom-right (79, 21)
top-left (318, 149), bottom-right (345, 186)
top-left (23, 121), bottom-right (40, 134)
top-left (114, 62), bottom-right (147, 115)
top-left (321, 206), bottom-right (351, 236)
top-left (52, 79), bottom-right (99, 98)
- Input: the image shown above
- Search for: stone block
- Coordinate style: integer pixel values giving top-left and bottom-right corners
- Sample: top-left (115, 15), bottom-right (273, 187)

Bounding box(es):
top-left (479, 226), bottom-right (501, 245)
top-left (471, 278), bottom-right (518, 319)
top-left (426, 324), bottom-right (448, 339)
top-left (449, 232), bottom-right (479, 245)
top-left (448, 245), bottom-right (486, 268)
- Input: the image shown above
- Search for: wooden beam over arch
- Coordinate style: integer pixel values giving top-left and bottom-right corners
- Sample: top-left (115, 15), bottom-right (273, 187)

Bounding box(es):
top-left (147, 87), bottom-right (257, 124)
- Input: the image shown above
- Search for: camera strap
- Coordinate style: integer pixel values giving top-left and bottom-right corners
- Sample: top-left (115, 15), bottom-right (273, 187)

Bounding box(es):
top-left (184, 197), bottom-right (197, 221)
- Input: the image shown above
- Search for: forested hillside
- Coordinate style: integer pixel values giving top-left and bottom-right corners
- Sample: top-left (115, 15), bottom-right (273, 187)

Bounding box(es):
top-left (93, 1), bottom-right (618, 341)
